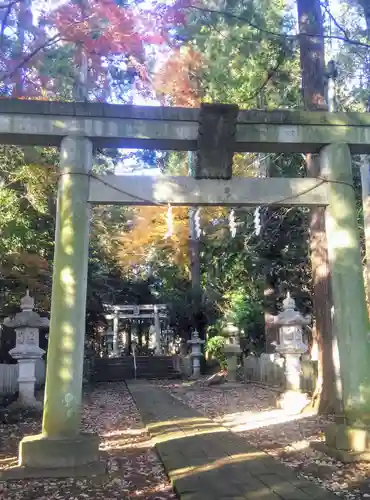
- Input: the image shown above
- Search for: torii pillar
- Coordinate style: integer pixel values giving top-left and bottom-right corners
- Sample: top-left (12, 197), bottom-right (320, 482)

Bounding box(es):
top-left (18, 136), bottom-right (103, 474)
top-left (315, 142), bottom-right (370, 461)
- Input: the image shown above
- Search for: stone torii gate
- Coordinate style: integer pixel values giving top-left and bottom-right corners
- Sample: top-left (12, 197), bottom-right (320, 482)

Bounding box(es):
top-left (104, 304), bottom-right (167, 355)
top-left (1, 100), bottom-right (370, 475)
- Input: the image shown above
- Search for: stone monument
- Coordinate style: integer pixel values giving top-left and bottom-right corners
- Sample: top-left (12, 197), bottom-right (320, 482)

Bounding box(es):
top-left (222, 322), bottom-right (241, 382)
top-left (187, 330), bottom-right (204, 378)
top-left (104, 327), bottom-right (114, 356)
top-left (148, 324), bottom-right (156, 351)
top-left (153, 305), bottom-right (162, 355)
top-left (272, 292), bottom-right (311, 413)
top-left (4, 290), bottom-right (48, 408)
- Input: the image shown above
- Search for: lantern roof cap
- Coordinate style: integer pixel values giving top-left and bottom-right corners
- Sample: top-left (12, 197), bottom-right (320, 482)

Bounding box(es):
top-left (3, 290), bottom-right (49, 329)
top-left (274, 292), bottom-right (311, 326)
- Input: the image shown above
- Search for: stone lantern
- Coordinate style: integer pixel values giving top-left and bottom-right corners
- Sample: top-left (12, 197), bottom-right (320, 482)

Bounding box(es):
top-left (148, 324), bottom-right (156, 351)
top-left (104, 327), bottom-right (114, 356)
top-left (4, 290), bottom-right (48, 408)
top-left (153, 305), bottom-right (162, 355)
top-left (222, 322), bottom-right (241, 382)
top-left (272, 292), bottom-right (311, 412)
top-left (187, 330), bottom-right (204, 378)
top-left (131, 339), bottom-right (137, 378)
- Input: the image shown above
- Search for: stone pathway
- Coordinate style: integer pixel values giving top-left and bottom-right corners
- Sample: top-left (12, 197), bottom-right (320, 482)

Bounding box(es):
top-left (127, 381), bottom-right (339, 500)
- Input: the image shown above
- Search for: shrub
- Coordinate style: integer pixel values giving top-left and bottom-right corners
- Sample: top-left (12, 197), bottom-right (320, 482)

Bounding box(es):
top-left (205, 335), bottom-right (227, 370)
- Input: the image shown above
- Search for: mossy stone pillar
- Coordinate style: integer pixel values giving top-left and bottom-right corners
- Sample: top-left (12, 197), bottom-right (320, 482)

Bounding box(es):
top-left (319, 142), bottom-right (370, 460)
top-left (18, 136), bottom-right (101, 473)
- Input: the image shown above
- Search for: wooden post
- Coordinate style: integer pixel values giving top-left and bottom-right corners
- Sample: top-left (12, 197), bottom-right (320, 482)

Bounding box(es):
top-left (361, 160), bottom-right (370, 303)
top-left (297, 0), bottom-right (338, 414)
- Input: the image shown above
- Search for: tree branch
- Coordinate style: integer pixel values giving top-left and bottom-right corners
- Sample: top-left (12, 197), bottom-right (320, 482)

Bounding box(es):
top-left (244, 59), bottom-right (284, 102)
top-left (187, 5), bottom-right (370, 50)
top-left (0, 0), bottom-right (21, 9)
top-left (0, 0), bottom-right (13, 48)
top-left (320, 0), bottom-right (350, 40)
top-left (0, 33), bottom-right (62, 84)
top-left (0, 1), bottom-right (24, 50)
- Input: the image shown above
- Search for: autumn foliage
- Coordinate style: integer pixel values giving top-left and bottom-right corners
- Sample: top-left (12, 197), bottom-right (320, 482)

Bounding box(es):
top-left (52, 0), bottom-right (186, 51)
top-left (0, 0), bottom-right (188, 99)
top-left (154, 46), bottom-right (204, 107)
top-left (117, 204), bottom-right (228, 274)
top-left (118, 206), bottom-right (191, 269)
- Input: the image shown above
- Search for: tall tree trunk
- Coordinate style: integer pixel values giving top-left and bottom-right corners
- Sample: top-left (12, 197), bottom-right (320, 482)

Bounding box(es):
top-left (297, 0), bottom-right (340, 413)
top-left (13, 0), bottom-right (32, 97)
top-left (263, 274), bottom-right (279, 352)
top-left (188, 153), bottom-right (204, 339)
top-left (74, 0), bottom-right (89, 102)
top-left (257, 153), bottom-right (279, 352)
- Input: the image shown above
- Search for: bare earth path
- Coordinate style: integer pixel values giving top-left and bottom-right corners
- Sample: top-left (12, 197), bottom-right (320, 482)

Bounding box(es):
top-left (153, 379), bottom-right (370, 500)
top-left (0, 383), bottom-right (175, 500)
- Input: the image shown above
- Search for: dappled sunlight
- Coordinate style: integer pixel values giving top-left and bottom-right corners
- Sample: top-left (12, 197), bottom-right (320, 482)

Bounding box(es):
top-left (327, 225), bottom-right (356, 250)
top-left (130, 382), bottom-right (345, 499)
top-left (60, 174), bottom-right (74, 255)
top-left (157, 380), bottom-right (331, 453)
top-left (151, 421), bottom-right (225, 444)
top-left (128, 481), bottom-right (175, 500)
top-left (145, 416), bottom-right (226, 444)
top-left (60, 322), bottom-right (74, 351)
top-left (59, 266), bottom-right (76, 307)
top-left (101, 427), bottom-right (153, 451)
top-left (219, 407), bottom-right (317, 433)
top-left (171, 451), bottom-right (266, 481)
top-left (103, 428), bottom-right (144, 438)
top-left (61, 226), bottom-right (75, 256)
top-left (0, 384), bottom-right (175, 498)
top-left (0, 456), bottom-right (17, 466)
top-left (148, 416), bottom-right (210, 429)
top-left (153, 420), bottom-right (221, 434)
top-left (58, 322), bottom-right (74, 382)
top-left (152, 381), bottom-right (370, 496)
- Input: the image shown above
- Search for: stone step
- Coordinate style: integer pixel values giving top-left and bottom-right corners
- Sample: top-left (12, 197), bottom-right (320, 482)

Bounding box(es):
top-left (91, 355), bottom-right (181, 381)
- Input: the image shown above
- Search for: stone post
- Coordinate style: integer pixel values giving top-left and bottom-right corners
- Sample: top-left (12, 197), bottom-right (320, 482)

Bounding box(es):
top-left (112, 309), bottom-right (120, 357)
top-left (104, 327), bottom-right (114, 356)
top-left (4, 291), bottom-right (48, 408)
top-left (317, 142), bottom-right (370, 460)
top-left (153, 305), bottom-right (161, 355)
top-left (272, 293), bottom-right (310, 413)
top-left (148, 324), bottom-right (156, 352)
top-left (187, 330), bottom-right (204, 378)
top-left (18, 136), bottom-right (102, 473)
top-left (222, 323), bottom-right (241, 382)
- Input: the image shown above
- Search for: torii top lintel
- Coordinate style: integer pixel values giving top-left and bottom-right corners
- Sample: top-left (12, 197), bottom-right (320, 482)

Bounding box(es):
top-left (0, 99), bottom-right (370, 159)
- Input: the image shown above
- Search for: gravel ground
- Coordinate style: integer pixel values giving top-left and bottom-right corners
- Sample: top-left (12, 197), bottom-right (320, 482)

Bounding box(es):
top-left (153, 379), bottom-right (370, 500)
top-left (0, 383), bottom-right (175, 500)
